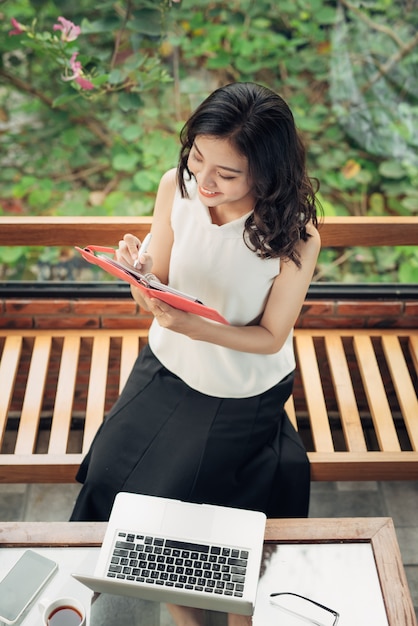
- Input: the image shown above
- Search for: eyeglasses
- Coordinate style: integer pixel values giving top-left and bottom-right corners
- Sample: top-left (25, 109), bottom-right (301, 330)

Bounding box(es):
top-left (270, 592), bottom-right (340, 625)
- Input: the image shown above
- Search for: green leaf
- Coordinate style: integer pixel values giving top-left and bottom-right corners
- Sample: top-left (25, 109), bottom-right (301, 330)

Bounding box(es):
top-left (253, 18), bottom-right (272, 30)
top-left (133, 170), bottom-right (160, 192)
top-left (52, 93), bottom-right (80, 107)
top-left (102, 191), bottom-right (126, 208)
top-left (122, 125), bottom-right (144, 142)
top-left (379, 160), bottom-right (407, 179)
top-left (295, 116), bottom-right (323, 133)
top-left (355, 170), bottom-right (373, 184)
top-left (61, 128), bottom-right (80, 147)
top-left (80, 18), bottom-right (121, 34)
top-left (112, 152), bottom-right (140, 172)
top-left (61, 200), bottom-right (90, 216)
top-left (28, 187), bottom-right (52, 207)
top-left (316, 7), bottom-right (337, 24)
top-left (207, 51), bottom-right (233, 69)
top-left (128, 9), bottom-right (164, 36)
top-left (401, 196), bottom-right (418, 212)
top-left (108, 69), bottom-right (126, 85)
top-left (12, 176), bottom-right (37, 198)
top-left (91, 74), bottom-right (110, 86)
top-left (369, 193), bottom-right (386, 215)
top-left (0, 247), bottom-right (26, 264)
top-left (399, 259), bottom-right (418, 283)
top-left (118, 92), bottom-right (143, 112)
top-left (316, 193), bottom-right (339, 216)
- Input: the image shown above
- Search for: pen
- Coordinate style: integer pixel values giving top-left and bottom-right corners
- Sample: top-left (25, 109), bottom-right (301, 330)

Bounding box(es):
top-left (133, 233), bottom-right (152, 268)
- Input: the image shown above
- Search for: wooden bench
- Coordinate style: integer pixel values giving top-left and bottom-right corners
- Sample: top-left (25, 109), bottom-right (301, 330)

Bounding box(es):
top-left (0, 216), bottom-right (417, 483)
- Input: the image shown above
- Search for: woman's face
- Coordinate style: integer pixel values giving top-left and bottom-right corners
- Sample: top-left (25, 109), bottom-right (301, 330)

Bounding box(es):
top-left (187, 135), bottom-right (255, 213)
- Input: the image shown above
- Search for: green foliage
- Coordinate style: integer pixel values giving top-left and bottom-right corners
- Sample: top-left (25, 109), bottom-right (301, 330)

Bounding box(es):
top-left (1, 0), bottom-right (417, 283)
top-left (0, 0), bottom-right (178, 219)
top-left (166, 0), bottom-right (418, 282)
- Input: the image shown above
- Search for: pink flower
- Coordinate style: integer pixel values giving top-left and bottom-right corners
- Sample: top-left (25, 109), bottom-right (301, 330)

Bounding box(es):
top-left (9, 17), bottom-right (25, 36)
top-left (62, 52), bottom-right (94, 90)
top-left (75, 75), bottom-right (95, 90)
top-left (53, 16), bottom-right (81, 42)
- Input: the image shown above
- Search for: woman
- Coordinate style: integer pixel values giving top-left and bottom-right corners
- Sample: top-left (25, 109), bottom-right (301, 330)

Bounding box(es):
top-left (71, 82), bottom-right (321, 625)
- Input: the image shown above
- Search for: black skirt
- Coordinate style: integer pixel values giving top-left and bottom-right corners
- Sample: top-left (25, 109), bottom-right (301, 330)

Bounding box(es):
top-left (70, 345), bottom-right (310, 522)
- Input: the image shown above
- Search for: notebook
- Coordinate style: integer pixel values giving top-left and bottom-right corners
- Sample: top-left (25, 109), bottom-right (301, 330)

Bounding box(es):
top-left (73, 492), bottom-right (266, 616)
top-left (75, 245), bottom-right (229, 325)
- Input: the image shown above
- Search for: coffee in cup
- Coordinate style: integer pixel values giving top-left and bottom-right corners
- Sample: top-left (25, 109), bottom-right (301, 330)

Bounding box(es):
top-left (39, 596), bottom-right (86, 626)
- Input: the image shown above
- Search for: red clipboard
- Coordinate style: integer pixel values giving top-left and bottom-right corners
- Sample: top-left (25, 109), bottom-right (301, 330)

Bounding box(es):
top-left (75, 245), bottom-right (229, 325)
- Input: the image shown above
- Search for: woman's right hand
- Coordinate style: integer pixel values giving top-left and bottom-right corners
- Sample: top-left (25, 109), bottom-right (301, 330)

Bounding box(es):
top-left (116, 233), bottom-right (153, 274)
top-left (115, 233), bottom-right (154, 311)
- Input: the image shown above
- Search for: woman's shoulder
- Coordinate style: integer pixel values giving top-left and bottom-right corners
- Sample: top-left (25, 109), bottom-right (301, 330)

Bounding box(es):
top-left (154, 168), bottom-right (179, 213)
top-left (301, 220), bottom-right (321, 264)
top-left (154, 168), bottom-right (179, 222)
top-left (307, 220), bottom-right (321, 247)
top-left (158, 167), bottom-right (178, 191)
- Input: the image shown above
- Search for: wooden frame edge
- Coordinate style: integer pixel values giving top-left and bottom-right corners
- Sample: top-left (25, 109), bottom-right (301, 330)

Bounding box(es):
top-left (0, 518), bottom-right (415, 625)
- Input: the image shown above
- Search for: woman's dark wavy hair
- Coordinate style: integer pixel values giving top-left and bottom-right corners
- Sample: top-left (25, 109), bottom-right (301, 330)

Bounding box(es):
top-left (177, 82), bottom-right (320, 267)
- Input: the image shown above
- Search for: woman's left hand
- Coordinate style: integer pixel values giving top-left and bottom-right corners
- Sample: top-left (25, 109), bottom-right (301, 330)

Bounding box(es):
top-left (144, 296), bottom-right (201, 336)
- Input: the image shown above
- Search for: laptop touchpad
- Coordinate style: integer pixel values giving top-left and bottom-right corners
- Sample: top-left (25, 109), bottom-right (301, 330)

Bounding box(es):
top-left (162, 501), bottom-right (214, 539)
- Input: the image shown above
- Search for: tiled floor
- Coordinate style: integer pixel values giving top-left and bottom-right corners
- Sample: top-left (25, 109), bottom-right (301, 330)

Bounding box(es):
top-left (0, 480), bottom-right (417, 622)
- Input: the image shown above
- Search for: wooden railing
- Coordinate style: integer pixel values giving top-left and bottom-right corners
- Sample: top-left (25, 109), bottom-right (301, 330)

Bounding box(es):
top-left (1, 215), bottom-right (418, 247)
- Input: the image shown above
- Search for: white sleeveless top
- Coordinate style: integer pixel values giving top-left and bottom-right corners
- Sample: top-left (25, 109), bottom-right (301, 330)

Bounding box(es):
top-left (148, 176), bottom-right (295, 398)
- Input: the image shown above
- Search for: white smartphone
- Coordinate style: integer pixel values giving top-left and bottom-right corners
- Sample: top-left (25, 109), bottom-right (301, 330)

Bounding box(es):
top-left (0, 549), bottom-right (58, 624)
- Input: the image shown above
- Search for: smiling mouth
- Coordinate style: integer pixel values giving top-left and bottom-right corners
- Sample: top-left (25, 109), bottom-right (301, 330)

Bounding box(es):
top-left (199, 186), bottom-right (219, 197)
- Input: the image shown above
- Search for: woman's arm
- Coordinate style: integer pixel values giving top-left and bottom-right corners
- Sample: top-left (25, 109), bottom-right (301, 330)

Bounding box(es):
top-left (146, 223), bottom-right (321, 354)
top-left (116, 168), bottom-right (176, 310)
top-left (144, 168), bottom-right (176, 283)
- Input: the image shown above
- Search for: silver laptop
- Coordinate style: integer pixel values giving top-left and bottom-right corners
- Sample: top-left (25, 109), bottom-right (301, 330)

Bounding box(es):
top-left (73, 492), bottom-right (266, 616)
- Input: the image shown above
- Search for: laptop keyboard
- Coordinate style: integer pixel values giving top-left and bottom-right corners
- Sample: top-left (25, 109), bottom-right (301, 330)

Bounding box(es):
top-left (106, 530), bottom-right (249, 598)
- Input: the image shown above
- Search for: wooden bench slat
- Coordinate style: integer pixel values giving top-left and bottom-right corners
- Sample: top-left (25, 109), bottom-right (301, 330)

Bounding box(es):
top-left (0, 336), bottom-right (23, 445)
top-left (48, 336), bottom-right (81, 454)
top-left (0, 451), bottom-right (417, 483)
top-left (409, 334), bottom-right (418, 376)
top-left (82, 335), bottom-right (111, 452)
top-left (15, 336), bottom-right (52, 455)
top-left (309, 451), bottom-right (418, 481)
top-left (325, 335), bottom-right (367, 452)
top-left (119, 334), bottom-right (142, 393)
top-left (284, 396), bottom-right (298, 430)
top-left (382, 335), bottom-right (418, 451)
top-left (353, 335), bottom-right (401, 452)
top-left (0, 454), bottom-right (84, 483)
top-left (295, 335), bottom-right (335, 452)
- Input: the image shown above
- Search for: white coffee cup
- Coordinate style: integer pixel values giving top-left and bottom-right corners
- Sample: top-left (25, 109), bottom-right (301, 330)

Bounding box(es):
top-left (39, 596), bottom-right (86, 626)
